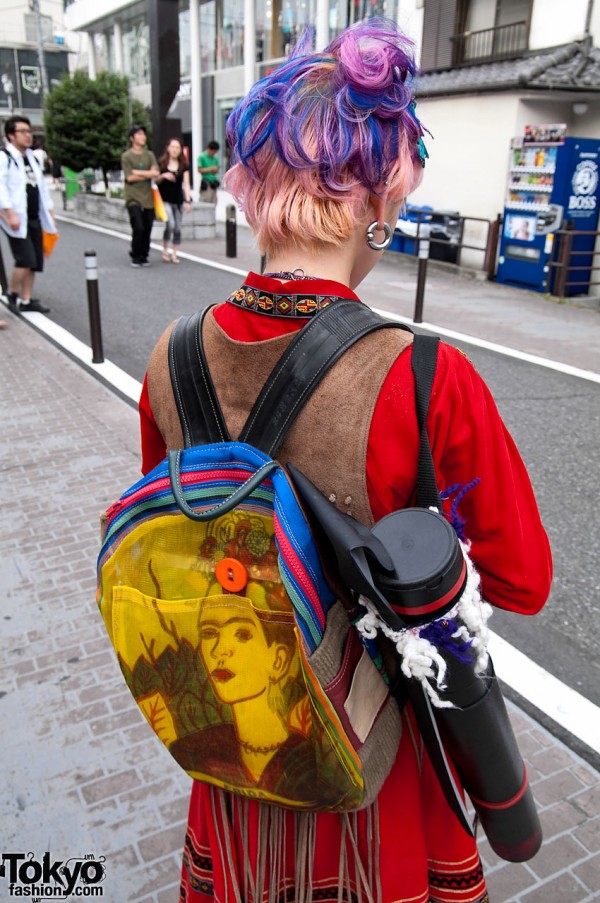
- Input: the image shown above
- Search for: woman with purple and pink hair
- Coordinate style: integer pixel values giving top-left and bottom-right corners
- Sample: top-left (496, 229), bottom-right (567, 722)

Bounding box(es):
top-left (139, 17), bottom-right (551, 903)
top-left (224, 19), bottom-right (427, 277)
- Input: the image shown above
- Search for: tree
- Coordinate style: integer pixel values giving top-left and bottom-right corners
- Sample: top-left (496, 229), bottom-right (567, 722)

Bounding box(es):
top-left (44, 70), bottom-right (152, 188)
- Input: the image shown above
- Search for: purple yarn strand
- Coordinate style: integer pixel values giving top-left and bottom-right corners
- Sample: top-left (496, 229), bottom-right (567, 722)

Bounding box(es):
top-left (441, 478), bottom-right (482, 541)
top-left (420, 618), bottom-right (475, 664)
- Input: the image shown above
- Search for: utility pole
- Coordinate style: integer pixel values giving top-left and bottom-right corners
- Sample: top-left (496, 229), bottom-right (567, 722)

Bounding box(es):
top-left (30, 0), bottom-right (49, 99)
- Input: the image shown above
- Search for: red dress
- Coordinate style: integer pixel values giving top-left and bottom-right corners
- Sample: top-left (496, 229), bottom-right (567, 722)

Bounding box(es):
top-left (139, 273), bottom-right (552, 903)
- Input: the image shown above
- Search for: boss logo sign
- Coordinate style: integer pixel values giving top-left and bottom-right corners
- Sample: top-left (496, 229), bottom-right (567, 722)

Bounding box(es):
top-left (569, 159), bottom-right (598, 212)
top-left (569, 195), bottom-right (597, 210)
top-left (0, 852), bottom-right (105, 898)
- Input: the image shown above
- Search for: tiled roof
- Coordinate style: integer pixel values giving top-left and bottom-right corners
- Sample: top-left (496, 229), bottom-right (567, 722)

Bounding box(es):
top-left (416, 40), bottom-right (600, 96)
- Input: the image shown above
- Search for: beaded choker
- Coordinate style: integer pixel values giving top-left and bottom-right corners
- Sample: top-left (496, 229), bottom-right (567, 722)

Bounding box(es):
top-left (227, 283), bottom-right (340, 318)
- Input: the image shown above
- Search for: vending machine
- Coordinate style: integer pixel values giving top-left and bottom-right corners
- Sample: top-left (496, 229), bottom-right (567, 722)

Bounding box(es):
top-left (496, 125), bottom-right (600, 295)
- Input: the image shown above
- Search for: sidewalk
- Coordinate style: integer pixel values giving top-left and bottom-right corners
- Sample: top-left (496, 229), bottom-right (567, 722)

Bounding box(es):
top-left (1, 225), bottom-right (599, 902)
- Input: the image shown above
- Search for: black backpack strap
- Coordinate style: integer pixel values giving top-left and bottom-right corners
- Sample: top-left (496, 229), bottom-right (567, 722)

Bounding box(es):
top-left (169, 307), bottom-right (230, 448)
top-left (170, 299), bottom-right (410, 455)
top-left (169, 304), bottom-right (441, 514)
top-left (411, 334), bottom-right (442, 510)
top-left (241, 300), bottom-right (410, 456)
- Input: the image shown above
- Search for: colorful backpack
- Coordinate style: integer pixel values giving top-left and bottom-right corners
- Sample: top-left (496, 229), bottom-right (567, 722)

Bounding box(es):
top-left (97, 301), bottom-right (413, 812)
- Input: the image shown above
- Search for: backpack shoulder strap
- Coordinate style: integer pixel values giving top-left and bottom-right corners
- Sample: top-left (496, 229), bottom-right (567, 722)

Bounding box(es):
top-left (411, 334), bottom-right (442, 510)
top-left (169, 300), bottom-right (411, 453)
top-left (168, 306), bottom-right (230, 447)
top-left (241, 300), bottom-right (409, 456)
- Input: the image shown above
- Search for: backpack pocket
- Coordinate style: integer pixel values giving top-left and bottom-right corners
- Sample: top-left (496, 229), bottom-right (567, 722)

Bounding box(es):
top-left (108, 584), bottom-right (392, 810)
top-left (98, 449), bottom-right (402, 811)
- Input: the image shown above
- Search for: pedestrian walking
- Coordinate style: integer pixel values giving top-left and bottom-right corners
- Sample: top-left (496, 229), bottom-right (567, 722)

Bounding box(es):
top-left (136, 19), bottom-right (552, 903)
top-left (32, 138), bottom-right (47, 172)
top-left (155, 138), bottom-right (192, 264)
top-left (197, 140), bottom-right (220, 202)
top-left (0, 116), bottom-right (57, 313)
top-left (121, 125), bottom-right (159, 268)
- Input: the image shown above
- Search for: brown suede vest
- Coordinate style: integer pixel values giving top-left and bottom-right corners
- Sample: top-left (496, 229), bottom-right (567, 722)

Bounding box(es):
top-left (146, 307), bottom-right (412, 526)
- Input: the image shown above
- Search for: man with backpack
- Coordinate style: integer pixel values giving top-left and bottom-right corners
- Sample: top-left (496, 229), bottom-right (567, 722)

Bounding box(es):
top-left (0, 115), bottom-right (56, 314)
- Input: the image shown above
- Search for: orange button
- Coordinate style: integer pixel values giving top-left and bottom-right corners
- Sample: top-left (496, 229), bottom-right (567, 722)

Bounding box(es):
top-left (215, 557), bottom-right (248, 592)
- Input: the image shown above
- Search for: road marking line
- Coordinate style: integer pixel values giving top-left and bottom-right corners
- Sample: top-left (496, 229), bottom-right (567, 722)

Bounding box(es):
top-left (372, 308), bottom-right (600, 383)
top-left (55, 214), bottom-right (248, 277)
top-left (55, 215), bottom-right (600, 382)
top-left (488, 632), bottom-right (600, 755)
top-left (13, 309), bottom-right (142, 403)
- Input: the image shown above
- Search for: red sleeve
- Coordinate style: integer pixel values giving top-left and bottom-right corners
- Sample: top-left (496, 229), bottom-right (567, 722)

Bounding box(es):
top-left (139, 374), bottom-right (167, 475)
top-left (367, 342), bottom-right (552, 616)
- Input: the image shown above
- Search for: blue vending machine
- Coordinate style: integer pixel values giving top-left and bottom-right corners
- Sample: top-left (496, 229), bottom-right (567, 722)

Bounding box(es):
top-left (496, 125), bottom-right (600, 295)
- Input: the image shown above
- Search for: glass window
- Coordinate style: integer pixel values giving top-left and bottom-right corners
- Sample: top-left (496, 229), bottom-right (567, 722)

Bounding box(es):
top-left (179, 0), bottom-right (215, 74)
top-left (217, 97), bottom-right (240, 171)
top-left (180, 5), bottom-right (191, 77)
top-left (261, 0), bottom-right (314, 61)
top-left (93, 33), bottom-right (109, 71)
top-left (329, 0), bottom-right (397, 40)
top-left (24, 13), bottom-right (53, 44)
top-left (202, 0), bottom-right (217, 70)
top-left (122, 16), bottom-right (150, 86)
top-left (0, 48), bottom-right (19, 111)
top-left (258, 0), bottom-right (398, 61)
top-left (220, 0), bottom-right (244, 68)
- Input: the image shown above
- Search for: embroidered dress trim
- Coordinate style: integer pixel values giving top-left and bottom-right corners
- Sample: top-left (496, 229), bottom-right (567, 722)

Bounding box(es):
top-left (227, 284), bottom-right (339, 318)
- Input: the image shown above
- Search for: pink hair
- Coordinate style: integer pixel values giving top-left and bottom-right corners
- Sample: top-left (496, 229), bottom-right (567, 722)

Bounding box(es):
top-left (224, 19), bottom-right (426, 254)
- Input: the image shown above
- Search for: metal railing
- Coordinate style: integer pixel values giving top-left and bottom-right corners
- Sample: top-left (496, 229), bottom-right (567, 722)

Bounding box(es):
top-left (450, 20), bottom-right (529, 65)
top-left (393, 209), bottom-right (498, 277)
top-left (390, 209), bottom-right (497, 322)
top-left (548, 225), bottom-right (600, 297)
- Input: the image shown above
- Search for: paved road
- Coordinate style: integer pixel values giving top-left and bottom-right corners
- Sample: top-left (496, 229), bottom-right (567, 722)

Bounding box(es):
top-left (14, 221), bottom-right (600, 713)
top-left (29, 220), bottom-right (241, 383)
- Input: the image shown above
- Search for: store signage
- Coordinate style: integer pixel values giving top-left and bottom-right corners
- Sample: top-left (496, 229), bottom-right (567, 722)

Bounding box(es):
top-left (20, 65), bottom-right (41, 95)
top-left (568, 156), bottom-right (599, 218)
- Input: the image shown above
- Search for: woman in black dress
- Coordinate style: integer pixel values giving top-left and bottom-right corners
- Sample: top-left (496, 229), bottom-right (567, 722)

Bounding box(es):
top-left (156, 138), bottom-right (191, 264)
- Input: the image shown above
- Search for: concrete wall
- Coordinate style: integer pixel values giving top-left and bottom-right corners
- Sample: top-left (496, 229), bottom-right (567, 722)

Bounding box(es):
top-left (409, 93), bottom-right (519, 266)
top-left (409, 90), bottom-right (600, 274)
top-left (69, 192), bottom-right (217, 241)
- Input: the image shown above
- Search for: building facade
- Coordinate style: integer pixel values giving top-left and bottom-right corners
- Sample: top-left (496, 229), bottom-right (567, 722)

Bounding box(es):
top-left (64, 0), bottom-right (399, 190)
top-left (409, 0), bottom-right (600, 247)
top-left (0, 0), bottom-right (71, 132)
top-left (56, 0), bottom-right (600, 276)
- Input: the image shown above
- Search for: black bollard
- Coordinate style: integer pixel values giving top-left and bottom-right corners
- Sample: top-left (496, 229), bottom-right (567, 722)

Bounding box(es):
top-left (0, 237), bottom-right (8, 297)
top-left (84, 250), bottom-right (104, 364)
top-left (413, 227), bottom-right (430, 324)
top-left (226, 204), bottom-right (237, 258)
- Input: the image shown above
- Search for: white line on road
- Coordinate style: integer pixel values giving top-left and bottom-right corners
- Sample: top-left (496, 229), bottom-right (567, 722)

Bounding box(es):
top-left (371, 309), bottom-right (600, 384)
top-left (14, 309), bottom-right (142, 403)
top-left (55, 213), bottom-right (248, 277)
top-left (56, 213), bottom-right (599, 382)
top-left (488, 632), bottom-right (600, 755)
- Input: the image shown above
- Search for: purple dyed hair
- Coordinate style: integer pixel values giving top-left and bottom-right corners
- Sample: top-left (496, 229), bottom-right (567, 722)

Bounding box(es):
top-left (224, 17), bottom-right (427, 252)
